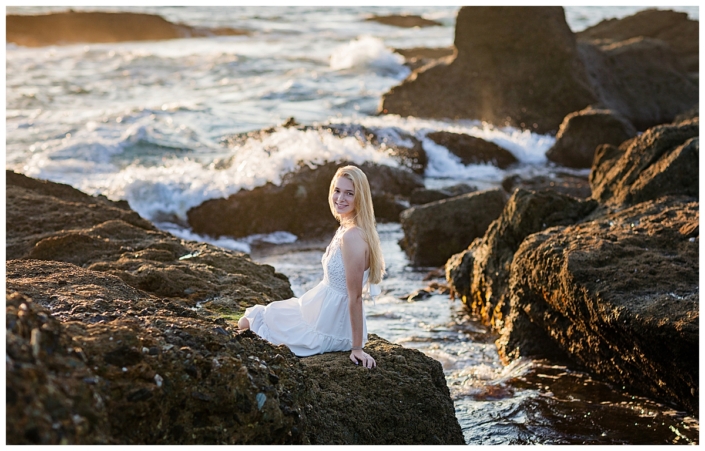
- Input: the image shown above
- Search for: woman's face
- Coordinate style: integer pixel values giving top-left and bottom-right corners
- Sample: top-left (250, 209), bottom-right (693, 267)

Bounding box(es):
top-left (331, 176), bottom-right (355, 219)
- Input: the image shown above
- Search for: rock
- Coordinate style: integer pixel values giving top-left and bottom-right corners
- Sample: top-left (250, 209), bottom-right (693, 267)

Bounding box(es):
top-left (446, 189), bottom-right (596, 328)
top-left (6, 11), bottom-right (249, 47)
top-left (380, 7), bottom-right (597, 134)
top-left (546, 107), bottom-right (637, 168)
top-left (577, 9), bottom-right (699, 73)
top-left (365, 14), bottom-right (443, 28)
top-left (6, 172), bottom-right (466, 444)
top-left (577, 37), bottom-right (698, 130)
top-left (590, 119), bottom-right (699, 207)
top-left (394, 47), bottom-right (455, 71)
top-left (6, 285), bottom-right (310, 445)
top-left (426, 131), bottom-right (518, 168)
top-left (301, 335), bottom-right (464, 444)
top-left (187, 162), bottom-right (423, 239)
top-left (674, 105), bottom-right (699, 123)
top-left (499, 195), bottom-right (698, 415)
top-left (6, 170), bottom-right (293, 316)
top-left (502, 173), bottom-right (592, 199)
top-left (399, 189), bottom-right (507, 266)
top-left (409, 183), bottom-right (477, 205)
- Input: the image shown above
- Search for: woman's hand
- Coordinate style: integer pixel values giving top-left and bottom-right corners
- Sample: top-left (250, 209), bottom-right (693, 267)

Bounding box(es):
top-left (350, 349), bottom-right (376, 369)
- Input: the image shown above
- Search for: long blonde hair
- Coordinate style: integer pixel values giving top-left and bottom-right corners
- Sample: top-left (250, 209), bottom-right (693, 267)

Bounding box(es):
top-left (328, 165), bottom-right (385, 285)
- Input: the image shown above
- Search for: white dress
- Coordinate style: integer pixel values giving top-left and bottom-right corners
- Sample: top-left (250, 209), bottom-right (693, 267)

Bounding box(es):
top-left (242, 226), bottom-right (380, 357)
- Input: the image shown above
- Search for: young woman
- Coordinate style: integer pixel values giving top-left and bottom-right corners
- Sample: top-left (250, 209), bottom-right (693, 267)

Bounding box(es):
top-left (238, 165), bottom-right (385, 369)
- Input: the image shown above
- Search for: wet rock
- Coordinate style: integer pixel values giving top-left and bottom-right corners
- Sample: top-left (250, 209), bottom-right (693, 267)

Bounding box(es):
top-left (546, 107), bottom-right (637, 168)
top-left (426, 131), bottom-right (518, 168)
top-left (499, 196), bottom-right (698, 415)
top-left (447, 189), bottom-right (597, 329)
top-left (400, 189), bottom-right (507, 266)
top-left (5, 286), bottom-right (311, 445)
top-left (577, 8), bottom-right (699, 73)
top-left (381, 7), bottom-right (597, 134)
top-left (187, 161), bottom-right (423, 239)
top-left (590, 119), bottom-right (699, 207)
top-left (409, 183), bottom-right (477, 205)
top-left (365, 14), bottom-right (443, 28)
top-left (576, 37), bottom-right (698, 131)
top-left (6, 11), bottom-right (250, 47)
top-left (301, 335), bottom-right (465, 445)
top-left (6, 170), bottom-right (293, 315)
top-left (502, 173), bottom-right (592, 199)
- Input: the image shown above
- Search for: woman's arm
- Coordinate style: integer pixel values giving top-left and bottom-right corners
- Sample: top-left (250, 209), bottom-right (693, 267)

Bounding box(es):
top-left (341, 227), bottom-right (376, 369)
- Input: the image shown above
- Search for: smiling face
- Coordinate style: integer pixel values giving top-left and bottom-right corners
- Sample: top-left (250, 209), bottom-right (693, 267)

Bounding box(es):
top-left (331, 175), bottom-right (356, 220)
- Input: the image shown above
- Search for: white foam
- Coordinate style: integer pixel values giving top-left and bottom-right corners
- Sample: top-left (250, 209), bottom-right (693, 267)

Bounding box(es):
top-left (158, 223), bottom-right (252, 253)
top-left (330, 35), bottom-right (409, 78)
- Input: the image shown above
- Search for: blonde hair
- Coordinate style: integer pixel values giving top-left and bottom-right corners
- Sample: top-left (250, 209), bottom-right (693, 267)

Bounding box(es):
top-left (328, 165), bottom-right (385, 285)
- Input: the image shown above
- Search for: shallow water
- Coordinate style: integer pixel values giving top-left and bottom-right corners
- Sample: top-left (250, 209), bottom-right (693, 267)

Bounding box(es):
top-left (254, 223), bottom-right (699, 445)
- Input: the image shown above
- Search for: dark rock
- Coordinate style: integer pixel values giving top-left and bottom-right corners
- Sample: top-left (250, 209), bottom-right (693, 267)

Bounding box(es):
top-left (426, 131), bottom-right (518, 168)
top-left (502, 173), bottom-right (592, 199)
top-left (577, 8), bottom-right (699, 73)
top-left (446, 189), bottom-right (596, 328)
top-left (301, 335), bottom-right (464, 445)
top-left (381, 7), bottom-right (597, 134)
top-left (499, 195), bottom-right (698, 415)
top-left (6, 11), bottom-right (249, 47)
top-left (365, 14), bottom-right (443, 28)
top-left (546, 107), bottom-right (637, 168)
top-left (674, 105), bottom-right (699, 123)
top-left (590, 119), bottom-right (699, 207)
top-left (187, 161), bottom-right (423, 239)
top-left (6, 170), bottom-right (293, 315)
top-left (410, 183), bottom-right (477, 205)
top-left (399, 189), bottom-right (507, 266)
top-left (576, 37), bottom-right (698, 131)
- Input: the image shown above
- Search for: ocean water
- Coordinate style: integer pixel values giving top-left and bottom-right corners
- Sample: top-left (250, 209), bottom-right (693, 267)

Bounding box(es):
top-left (5, 5), bottom-right (699, 444)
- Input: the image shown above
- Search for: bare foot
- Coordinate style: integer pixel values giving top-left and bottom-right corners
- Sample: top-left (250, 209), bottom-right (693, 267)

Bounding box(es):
top-left (238, 317), bottom-right (250, 330)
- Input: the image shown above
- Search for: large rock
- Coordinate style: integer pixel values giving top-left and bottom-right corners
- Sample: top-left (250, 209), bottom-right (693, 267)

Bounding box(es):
top-left (6, 11), bottom-right (249, 47)
top-left (426, 131), bottom-right (518, 168)
top-left (577, 37), bottom-right (698, 130)
top-left (187, 162), bottom-right (423, 239)
top-left (446, 189), bottom-right (596, 329)
top-left (6, 170), bottom-right (293, 316)
top-left (409, 183), bottom-right (477, 205)
top-left (577, 8), bottom-right (699, 73)
top-left (590, 119), bottom-right (699, 206)
top-left (380, 7), bottom-right (596, 134)
top-left (499, 195), bottom-right (698, 415)
top-left (546, 107), bottom-right (637, 168)
top-left (6, 172), bottom-right (465, 444)
top-left (399, 189), bottom-right (507, 266)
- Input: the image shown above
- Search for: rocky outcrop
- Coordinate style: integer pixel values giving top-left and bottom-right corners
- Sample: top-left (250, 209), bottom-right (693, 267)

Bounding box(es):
top-left (6, 172), bottom-right (465, 444)
top-left (577, 8), bottom-right (699, 73)
top-left (188, 162), bottom-right (423, 239)
top-left (380, 7), bottom-right (597, 134)
top-left (6, 170), bottom-right (293, 316)
top-left (446, 189), bottom-right (596, 328)
top-left (365, 14), bottom-right (442, 28)
top-left (381, 7), bottom-right (698, 133)
top-left (502, 173), bottom-right (592, 199)
top-left (6, 11), bottom-right (249, 47)
top-left (400, 189), bottom-right (507, 266)
top-left (426, 131), bottom-right (518, 168)
top-left (589, 119), bottom-right (699, 207)
top-left (576, 37), bottom-right (698, 131)
top-left (546, 107), bottom-right (636, 168)
top-left (499, 196), bottom-right (698, 415)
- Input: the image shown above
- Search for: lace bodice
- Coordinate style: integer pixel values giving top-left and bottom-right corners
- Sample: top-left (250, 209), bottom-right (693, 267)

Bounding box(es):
top-left (321, 226), bottom-right (351, 294)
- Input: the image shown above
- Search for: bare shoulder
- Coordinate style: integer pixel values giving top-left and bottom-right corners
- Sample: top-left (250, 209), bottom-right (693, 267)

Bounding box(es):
top-left (341, 226), bottom-right (365, 245)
